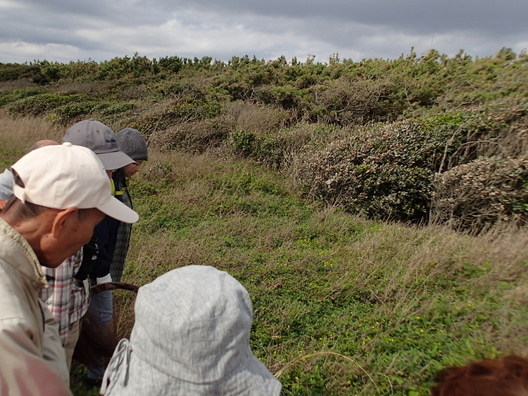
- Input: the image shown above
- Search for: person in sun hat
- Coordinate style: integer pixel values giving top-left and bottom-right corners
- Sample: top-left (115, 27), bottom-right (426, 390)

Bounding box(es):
top-left (100, 265), bottom-right (282, 396)
top-left (0, 143), bottom-right (138, 396)
top-left (110, 127), bottom-right (149, 282)
top-left (62, 119), bottom-right (137, 387)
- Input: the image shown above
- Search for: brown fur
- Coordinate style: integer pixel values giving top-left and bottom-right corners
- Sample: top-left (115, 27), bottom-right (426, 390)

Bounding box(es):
top-left (431, 356), bottom-right (528, 396)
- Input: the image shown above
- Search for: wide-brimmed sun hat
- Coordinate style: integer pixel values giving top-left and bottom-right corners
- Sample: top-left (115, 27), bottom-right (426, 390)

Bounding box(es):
top-left (101, 265), bottom-right (281, 395)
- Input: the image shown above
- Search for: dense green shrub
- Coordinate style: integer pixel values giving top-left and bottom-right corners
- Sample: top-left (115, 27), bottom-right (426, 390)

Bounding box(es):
top-left (229, 130), bottom-right (256, 157)
top-left (125, 96), bottom-right (222, 136)
top-left (296, 114), bottom-right (472, 222)
top-left (296, 105), bottom-right (528, 225)
top-left (50, 102), bottom-right (98, 124)
top-left (7, 93), bottom-right (83, 116)
top-left (0, 63), bottom-right (37, 81)
top-left (227, 124), bottom-right (342, 170)
top-left (47, 101), bottom-right (135, 125)
top-left (229, 130), bottom-right (304, 169)
top-left (100, 102), bottom-right (135, 116)
top-left (1, 49), bottom-right (527, 229)
top-left (149, 117), bottom-right (233, 153)
top-left (306, 75), bottom-right (409, 125)
top-left (431, 156), bottom-right (528, 232)
top-left (96, 54), bottom-right (158, 80)
top-left (0, 89), bottom-right (43, 107)
top-left (0, 61), bottom-right (65, 84)
top-left (5, 91), bottom-right (135, 124)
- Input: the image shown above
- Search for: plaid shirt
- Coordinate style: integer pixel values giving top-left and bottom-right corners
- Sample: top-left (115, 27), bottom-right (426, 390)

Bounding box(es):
top-left (39, 249), bottom-right (90, 346)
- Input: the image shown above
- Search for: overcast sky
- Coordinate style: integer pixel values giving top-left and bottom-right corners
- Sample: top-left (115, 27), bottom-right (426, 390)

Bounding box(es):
top-left (0, 0), bottom-right (527, 64)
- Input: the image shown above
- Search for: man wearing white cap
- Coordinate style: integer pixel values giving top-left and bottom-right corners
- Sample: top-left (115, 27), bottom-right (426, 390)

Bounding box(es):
top-left (0, 143), bottom-right (138, 395)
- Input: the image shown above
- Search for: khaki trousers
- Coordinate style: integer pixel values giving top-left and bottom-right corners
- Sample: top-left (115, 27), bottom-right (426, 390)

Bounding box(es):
top-left (64, 319), bottom-right (82, 371)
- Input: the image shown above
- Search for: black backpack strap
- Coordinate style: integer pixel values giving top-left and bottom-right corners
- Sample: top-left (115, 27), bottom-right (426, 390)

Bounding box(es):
top-left (74, 235), bottom-right (99, 281)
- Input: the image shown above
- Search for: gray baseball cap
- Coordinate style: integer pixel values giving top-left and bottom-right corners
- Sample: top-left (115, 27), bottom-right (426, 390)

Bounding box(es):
top-left (63, 119), bottom-right (134, 170)
top-left (116, 128), bottom-right (148, 161)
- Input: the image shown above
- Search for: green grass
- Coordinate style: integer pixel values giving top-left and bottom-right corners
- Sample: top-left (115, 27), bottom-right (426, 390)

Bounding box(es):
top-left (69, 150), bottom-right (528, 396)
top-left (1, 112), bottom-right (526, 395)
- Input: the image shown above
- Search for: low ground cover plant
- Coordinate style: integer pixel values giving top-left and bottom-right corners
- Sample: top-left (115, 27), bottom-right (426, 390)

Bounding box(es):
top-left (2, 114), bottom-right (527, 395)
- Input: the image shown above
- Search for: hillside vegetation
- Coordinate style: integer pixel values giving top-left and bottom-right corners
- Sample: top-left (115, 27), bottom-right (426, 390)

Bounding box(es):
top-left (0, 48), bottom-right (527, 395)
top-left (1, 48), bottom-right (527, 231)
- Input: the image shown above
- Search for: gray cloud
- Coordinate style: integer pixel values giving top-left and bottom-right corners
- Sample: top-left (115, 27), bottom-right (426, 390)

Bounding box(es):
top-left (150, 0), bottom-right (528, 35)
top-left (0, 0), bottom-right (526, 64)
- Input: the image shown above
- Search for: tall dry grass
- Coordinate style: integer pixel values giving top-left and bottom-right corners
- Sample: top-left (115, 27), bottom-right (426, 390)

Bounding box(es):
top-left (0, 109), bottom-right (64, 167)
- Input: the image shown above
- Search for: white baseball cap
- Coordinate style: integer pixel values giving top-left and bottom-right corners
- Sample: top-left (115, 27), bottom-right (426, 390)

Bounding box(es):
top-left (11, 142), bottom-right (139, 223)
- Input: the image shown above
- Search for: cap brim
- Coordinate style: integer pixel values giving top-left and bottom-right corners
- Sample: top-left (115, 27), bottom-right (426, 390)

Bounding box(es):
top-left (98, 196), bottom-right (139, 223)
top-left (97, 151), bottom-right (135, 170)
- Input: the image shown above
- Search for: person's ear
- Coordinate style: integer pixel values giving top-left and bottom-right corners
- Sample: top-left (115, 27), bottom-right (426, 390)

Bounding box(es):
top-left (51, 207), bottom-right (78, 238)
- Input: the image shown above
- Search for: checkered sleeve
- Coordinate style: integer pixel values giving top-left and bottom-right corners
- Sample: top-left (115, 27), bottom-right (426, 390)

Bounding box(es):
top-left (39, 251), bottom-right (81, 346)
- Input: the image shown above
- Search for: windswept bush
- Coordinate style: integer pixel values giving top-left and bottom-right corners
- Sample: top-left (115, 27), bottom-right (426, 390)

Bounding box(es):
top-left (228, 124), bottom-right (343, 170)
top-left (228, 101), bottom-right (289, 135)
top-left (296, 105), bottom-right (528, 225)
top-left (431, 156), bottom-right (528, 232)
top-left (0, 63), bottom-right (36, 82)
top-left (129, 97), bottom-right (222, 136)
top-left (149, 117), bottom-right (233, 153)
top-left (0, 88), bottom-right (43, 107)
top-left (7, 93), bottom-right (82, 116)
top-left (306, 75), bottom-right (408, 125)
top-left (49, 101), bottom-right (135, 125)
top-left (1, 50), bottom-right (527, 231)
top-left (296, 114), bottom-right (475, 222)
